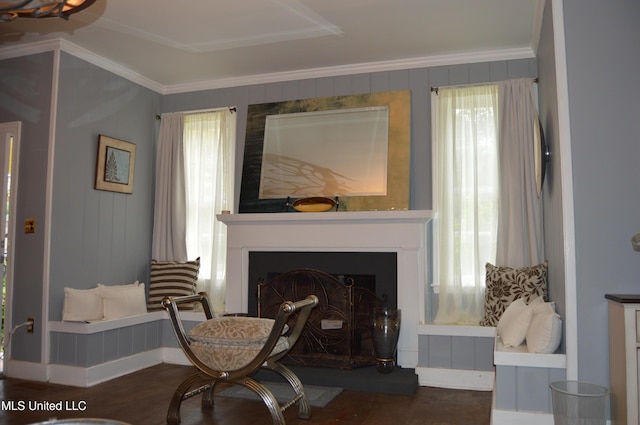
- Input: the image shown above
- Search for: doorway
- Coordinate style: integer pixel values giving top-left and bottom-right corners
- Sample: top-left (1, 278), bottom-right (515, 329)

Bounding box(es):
top-left (0, 121), bottom-right (20, 377)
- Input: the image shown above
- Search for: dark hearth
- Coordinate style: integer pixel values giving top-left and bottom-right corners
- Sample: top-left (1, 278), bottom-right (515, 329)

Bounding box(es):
top-left (257, 268), bottom-right (382, 369)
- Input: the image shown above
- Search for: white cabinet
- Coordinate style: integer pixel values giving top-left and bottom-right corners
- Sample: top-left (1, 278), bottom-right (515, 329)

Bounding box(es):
top-left (606, 294), bottom-right (640, 425)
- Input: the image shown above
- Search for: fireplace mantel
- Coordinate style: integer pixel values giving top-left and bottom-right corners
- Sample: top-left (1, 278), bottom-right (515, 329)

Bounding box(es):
top-left (217, 210), bottom-right (431, 225)
top-left (217, 210), bottom-right (433, 368)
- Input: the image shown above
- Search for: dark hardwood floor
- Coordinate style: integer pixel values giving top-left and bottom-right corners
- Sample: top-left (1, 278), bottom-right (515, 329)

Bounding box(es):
top-left (0, 363), bottom-right (492, 425)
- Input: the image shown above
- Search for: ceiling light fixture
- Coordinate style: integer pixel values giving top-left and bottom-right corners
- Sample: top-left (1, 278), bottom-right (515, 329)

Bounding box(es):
top-left (0, 0), bottom-right (96, 22)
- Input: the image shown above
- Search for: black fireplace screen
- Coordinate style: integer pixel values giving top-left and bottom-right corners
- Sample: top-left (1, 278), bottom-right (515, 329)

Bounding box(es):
top-left (257, 268), bottom-right (382, 369)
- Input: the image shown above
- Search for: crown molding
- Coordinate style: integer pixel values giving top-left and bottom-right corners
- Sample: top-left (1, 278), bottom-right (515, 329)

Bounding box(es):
top-left (163, 47), bottom-right (535, 95)
top-left (0, 38), bottom-right (535, 95)
top-left (58, 39), bottom-right (165, 93)
top-left (0, 38), bottom-right (164, 93)
top-left (0, 38), bottom-right (61, 59)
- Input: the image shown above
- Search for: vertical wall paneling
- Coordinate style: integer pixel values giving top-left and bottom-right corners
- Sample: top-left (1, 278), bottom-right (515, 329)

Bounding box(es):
top-left (333, 74), bottom-right (353, 95)
top-left (469, 62), bottom-right (492, 84)
top-left (451, 336), bottom-right (476, 369)
top-left (86, 333), bottom-right (103, 366)
top-left (298, 79), bottom-right (317, 100)
top-left (315, 76), bottom-right (335, 97)
top-left (47, 50), bottom-right (161, 384)
top-left (352, 73), bottom-right (372, 95)
top-left (474, 337), bottom-right (495, 370)
top-left (495, 365), bottom-right (518, 410)
top-left (281, 80), bottom-right (300, 101)
top-left (33, 55), bottom-right (538, 379)
top-left (427, 335), bottom-right (453, 368)
top-left (264, 82), bottom-right (283, 102)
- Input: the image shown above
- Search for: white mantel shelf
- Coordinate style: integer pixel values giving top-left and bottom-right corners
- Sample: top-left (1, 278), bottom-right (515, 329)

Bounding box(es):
top-left (218, 209), bottom-right (433, 369)
top-left (217, 210), bottom-right (433, 226)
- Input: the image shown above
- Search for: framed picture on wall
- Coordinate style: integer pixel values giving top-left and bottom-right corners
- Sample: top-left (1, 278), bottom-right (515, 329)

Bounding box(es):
top-left (95, 135), bottom-right (136, 194)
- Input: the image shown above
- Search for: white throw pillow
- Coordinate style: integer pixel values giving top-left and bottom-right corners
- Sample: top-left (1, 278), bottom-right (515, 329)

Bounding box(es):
top-left (62, 287), bottom-right (104, 322)
top-left (528, 296), bottom-right (556, 314)
top-left (99, 282), bottom-right (147, 320)
top-left (526, 302), bottom-right (562, 354)
top-left (497, 298), bottom-right (533, 347)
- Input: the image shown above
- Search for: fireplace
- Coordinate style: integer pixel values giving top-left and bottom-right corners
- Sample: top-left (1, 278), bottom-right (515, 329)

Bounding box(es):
top-left (247, 251), bottom-right (397, 316)
top-left (256, 268), bottom-right (382, 369)
top-left (247, 251), bottom-right (397, 368)
top-left (217, 210), bottom-right (432, 368)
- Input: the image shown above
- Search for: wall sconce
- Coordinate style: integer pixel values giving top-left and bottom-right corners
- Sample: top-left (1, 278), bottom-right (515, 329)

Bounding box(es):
top-left (632, 233), bottom-right (640, 252)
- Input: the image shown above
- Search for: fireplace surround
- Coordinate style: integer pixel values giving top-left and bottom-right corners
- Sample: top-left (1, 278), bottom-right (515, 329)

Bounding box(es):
top-left (217, 210), bottom-right (432, 368)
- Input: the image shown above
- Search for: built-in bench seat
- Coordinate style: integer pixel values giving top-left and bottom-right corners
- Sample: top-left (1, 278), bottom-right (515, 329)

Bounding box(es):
top-left (493, 337), bottom-right (565, 368)
top-left (48, 310), bottom-right (206, 387)
top-left (492, 337), bottom-right (566, 425)
top-left (49, 310), bottom-right (166, 334)
top-left (417, 322), bottom-right (566, 425)
top-left (416, 323), bottom-right (496, 391)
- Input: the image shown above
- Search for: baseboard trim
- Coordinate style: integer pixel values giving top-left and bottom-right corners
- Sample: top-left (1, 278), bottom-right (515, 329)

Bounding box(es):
top-left (162, 347), bottom-right (191, 365)
top-left (11, 348), bottom-right (192, 388)
top-left (491, 408), bottom-right (554, 425)
top-left (415, 366), bottom-right (494, 391)
top-left (4, 359), bottom-right (49, 382)
top-left (48, 349), bottom-right (164, 387)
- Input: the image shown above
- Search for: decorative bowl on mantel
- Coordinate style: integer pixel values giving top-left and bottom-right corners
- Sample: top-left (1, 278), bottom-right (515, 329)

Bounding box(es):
top-left (291, 197), bottom-right (336, 212)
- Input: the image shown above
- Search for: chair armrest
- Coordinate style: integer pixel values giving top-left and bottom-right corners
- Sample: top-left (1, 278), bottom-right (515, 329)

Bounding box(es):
top-left (162, 292), bottom-right (215, 320)
top-left (230, 295), bottom-right (319, 378)
top-left (281, 295), bottom-right (319, 346)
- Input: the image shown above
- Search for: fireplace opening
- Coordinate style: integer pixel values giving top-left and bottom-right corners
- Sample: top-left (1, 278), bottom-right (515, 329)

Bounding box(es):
top-left (248, 252), bottom-right (397, 370)
top-left (247, 251), bottom-right (397, 317)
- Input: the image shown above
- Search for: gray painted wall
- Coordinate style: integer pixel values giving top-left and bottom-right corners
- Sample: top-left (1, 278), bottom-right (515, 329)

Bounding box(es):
top-left (562, 0), bottom-right (640, 387)
top-left (1, 51), bottom-right (538, 369)
top-left (0, 52), bottom-right (55, 363)
top-left (163, 59), bottom-right (538, 327)
top-left (50, 321), bottom-right (163, 367)
top-left (0, 51), bottom-right (161, 363)
top-left (418, 335), bottom-right (494, 372)
top-left (495, 365), bottom-right (566, 413)
top-left (49, 52), bottom-right (160, 320)
top-left (162, 59), bottom-right (537, 216)
top-left (49, 318), bottom-right (198, 367)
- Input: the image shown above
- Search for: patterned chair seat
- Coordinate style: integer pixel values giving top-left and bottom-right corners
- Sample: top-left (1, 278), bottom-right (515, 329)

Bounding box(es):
top-left (189, 317), bottom-right (289, 371)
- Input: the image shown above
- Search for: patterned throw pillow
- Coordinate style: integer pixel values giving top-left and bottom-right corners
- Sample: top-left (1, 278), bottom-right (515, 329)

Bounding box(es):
top-left (147, 258), bottom-right (200, 311)
top-left (479, 262), bottom-right (548, 326)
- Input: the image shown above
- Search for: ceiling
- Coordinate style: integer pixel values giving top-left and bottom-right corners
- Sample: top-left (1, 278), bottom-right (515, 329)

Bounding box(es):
top-left (0, 0), bottom-right (544, 93)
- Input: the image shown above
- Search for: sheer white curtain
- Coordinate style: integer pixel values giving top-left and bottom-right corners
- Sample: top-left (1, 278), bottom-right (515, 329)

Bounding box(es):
top-left (433, 85), bottom-right (500, 324)
top-left (152, 112), bottom-right (188, 261)
top-left (183, 110), bottom-right (236, 312)
top-left (496, 78), bottom-right (544, 267)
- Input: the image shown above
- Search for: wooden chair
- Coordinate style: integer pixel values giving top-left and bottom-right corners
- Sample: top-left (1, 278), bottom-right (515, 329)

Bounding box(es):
top-left (162, 292), bottom-right (318, 425)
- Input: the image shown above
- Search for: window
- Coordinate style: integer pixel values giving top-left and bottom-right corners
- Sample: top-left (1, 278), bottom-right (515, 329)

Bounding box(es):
top-left (432, 84), bottom-right (499, 324)
top-left (183, 110), bottom-right (236, 312)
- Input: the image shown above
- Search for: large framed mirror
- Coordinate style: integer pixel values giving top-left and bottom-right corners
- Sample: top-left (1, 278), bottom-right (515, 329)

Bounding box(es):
top-left (239, 90), bottom-right (411, 212)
